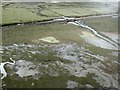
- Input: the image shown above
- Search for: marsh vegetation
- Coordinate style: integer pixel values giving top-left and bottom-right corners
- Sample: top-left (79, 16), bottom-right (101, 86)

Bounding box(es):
top-left (1, 2), bottom-right (119, 89)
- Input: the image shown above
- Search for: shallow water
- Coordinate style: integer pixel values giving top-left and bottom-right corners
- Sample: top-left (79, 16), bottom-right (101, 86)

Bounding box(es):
top-left (79, 31), bottom-right (118, 50)
top-left (1, 16), bottom-right (119, 88)
top-left (68, 17), bottom-right (118, 50)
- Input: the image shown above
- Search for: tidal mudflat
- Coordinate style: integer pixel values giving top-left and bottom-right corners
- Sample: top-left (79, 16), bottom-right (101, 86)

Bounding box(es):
top-left (1, 2), bottom-right (119, 89)
top-left (1, 16), bottom-right (119, 88)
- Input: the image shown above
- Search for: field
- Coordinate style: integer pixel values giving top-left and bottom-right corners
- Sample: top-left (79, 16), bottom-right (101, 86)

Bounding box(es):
top-left (2, 2), bottom-right (118, 24)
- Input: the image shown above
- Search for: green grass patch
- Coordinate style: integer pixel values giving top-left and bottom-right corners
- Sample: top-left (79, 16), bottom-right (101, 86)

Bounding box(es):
top-left (2, 23), bottom-right (83, 45)
top-left (3, 73), bottom-right (100, 88)
top-left (2, 2), bottom-right (118, 24)
top-left (2, 7), bottom-right (52, 24)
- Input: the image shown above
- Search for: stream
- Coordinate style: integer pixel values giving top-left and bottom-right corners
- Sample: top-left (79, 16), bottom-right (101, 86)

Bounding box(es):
top-left (67, 17), bottom-right (118, 49)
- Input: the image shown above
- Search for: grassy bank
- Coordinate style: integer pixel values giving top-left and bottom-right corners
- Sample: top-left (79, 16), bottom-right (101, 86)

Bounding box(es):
top-left (2, 2), bottom-right (118, 25)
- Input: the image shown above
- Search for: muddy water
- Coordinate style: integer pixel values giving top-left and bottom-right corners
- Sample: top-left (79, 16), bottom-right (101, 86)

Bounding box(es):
top-left (1, 16), bottom-right (119, 88)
